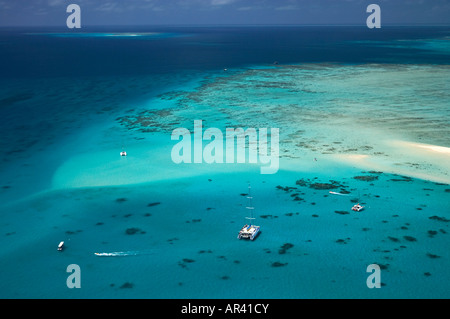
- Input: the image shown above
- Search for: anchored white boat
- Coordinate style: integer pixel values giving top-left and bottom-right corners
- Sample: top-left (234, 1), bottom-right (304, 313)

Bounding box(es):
top-left (120, 144), bottom-right (127, 156)
top-left (352, 203), bottom-right (364, 212)
top-left (238, 185), bottom-right (261, 241)
top-left (57, 241), bottom-right (64, 251)
top-left (238, 223), bottom-right (261, 241)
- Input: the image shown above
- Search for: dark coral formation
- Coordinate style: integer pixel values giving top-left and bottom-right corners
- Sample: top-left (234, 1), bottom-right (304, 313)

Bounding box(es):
top-left (378, 264), bottom-right (389, 270)
top-left (427, 230), bottom-right (438, 237)
top-left (186, 219), bottom-right (202, 223)
top-left (198, 250), bottom-right (213, 254)
top-left (309, 183), bottom-right (339, 190)
top-left (403, 236), bottom-right (417, 242)
top-left (388, 236), bottom-right (400, 242)
top-left (147, 202), bottom-right (161, 207)
top-left (260, 215), bottom-right (278, 219)
top-left (353, 175), bottom-right (378, 182)
top-left (271, 262), bottom-right (288, 267)
top-left (167, 238), bottom-right (179, 244)
top-left (119, 282), bottom-right (134, 289)
top-left (182, 258), bottom-right (195, 263)
top-left (335, 238), bottom-right (351, 244)
top-left (178, 258), bottom-right (195, 269)
top-left (389, 175), bottom-right (413, 182)
top-left (295, 178), bottom-right (346, 190)
top-left (429, 216), bottom-right (450, 222)
top-left (116, 109), bottom-right (181, 133)
top-left (66, 230), bottom-right (82, 235)
top-left (275, 185), bottom-right (297, 192)
top-left (278, 243), bottom-right (294, 254)
top-left (125, 227), bottom-right (143, 235)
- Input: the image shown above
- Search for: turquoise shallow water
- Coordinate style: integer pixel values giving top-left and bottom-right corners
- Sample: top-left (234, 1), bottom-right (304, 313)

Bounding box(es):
top-left (1, 167), bottom-right (449, 298)
top-left (0, 26), bottom-right (449, 299)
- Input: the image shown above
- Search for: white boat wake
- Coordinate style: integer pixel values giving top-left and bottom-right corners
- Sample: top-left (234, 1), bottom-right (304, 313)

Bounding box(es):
top-left (329, 191), bottom-right (350, 196)
top-left (94, 251), bottom-right (142, 257)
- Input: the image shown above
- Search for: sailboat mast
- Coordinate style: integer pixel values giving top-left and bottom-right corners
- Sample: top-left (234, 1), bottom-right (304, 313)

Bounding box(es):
top-left (246, 184), bottom-right (254, 225)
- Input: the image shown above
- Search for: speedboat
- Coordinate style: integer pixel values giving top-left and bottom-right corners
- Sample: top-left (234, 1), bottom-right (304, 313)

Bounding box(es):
top-left (95, 252), bottom-right (110, 256)
top-left (120, 151), bottom-right (127, 156)
top-left (57, 241), bottom-right (64, 251)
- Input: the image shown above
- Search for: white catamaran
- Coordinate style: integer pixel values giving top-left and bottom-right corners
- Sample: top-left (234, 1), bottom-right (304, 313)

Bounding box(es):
top-left (237, 185), bottom-right (261, 241)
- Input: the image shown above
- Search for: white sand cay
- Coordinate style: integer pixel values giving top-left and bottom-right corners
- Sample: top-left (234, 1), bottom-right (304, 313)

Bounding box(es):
top-left (51, 142), bottom-right (261, 189)
top-left (394, 141), bottom-right (450, 155)
top-left (52, 148), bottom-right (196, 189)
top-left (332, 140), bottom-right (450, 184)
top-left (52, 137), bottom-right (450, 189)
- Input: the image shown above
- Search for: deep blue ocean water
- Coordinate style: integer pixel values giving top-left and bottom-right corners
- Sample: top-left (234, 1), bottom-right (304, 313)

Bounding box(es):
top-left (2, 26), bottom-right (450, 79)
top-left (0, 26), bottom-right (449, 298)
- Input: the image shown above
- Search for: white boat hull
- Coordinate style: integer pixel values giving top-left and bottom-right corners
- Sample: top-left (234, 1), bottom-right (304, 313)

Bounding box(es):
top-left (238, 224), bottom-right (261, 241)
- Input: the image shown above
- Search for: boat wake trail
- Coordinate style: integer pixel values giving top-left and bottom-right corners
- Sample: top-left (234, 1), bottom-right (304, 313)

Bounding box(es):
top-left (94, 251), bottom-right (148, 257)
top-left (329, 191), bottom-right (350, 196)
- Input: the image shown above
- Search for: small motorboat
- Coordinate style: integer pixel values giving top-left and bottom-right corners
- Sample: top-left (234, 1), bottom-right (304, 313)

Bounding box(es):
top-left (120, 151), bottom-right (127, 156)
top-left (352, 203), bottom-right (364, 212)
top-left (57, 241), bottom-right (64, 251)
top-left (95, 252), bottom-right (110, 256)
